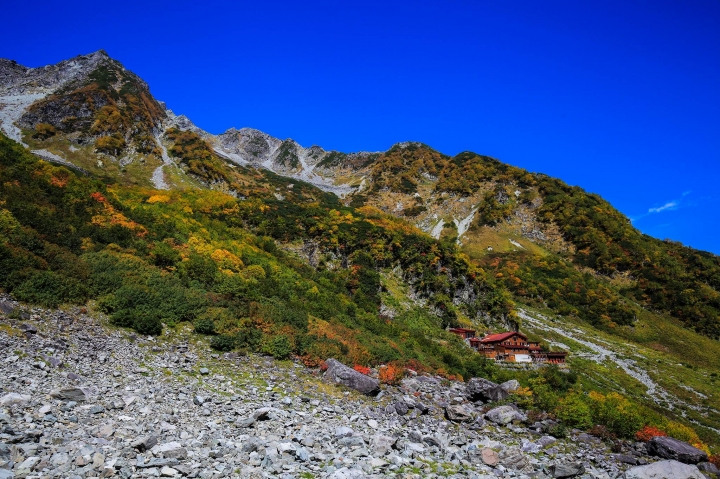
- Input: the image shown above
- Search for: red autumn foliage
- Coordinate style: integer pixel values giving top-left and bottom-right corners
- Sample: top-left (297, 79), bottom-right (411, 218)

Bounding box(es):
top-left (353, 365), bottom-right (371, 375)
top-left (90, 192), bottom-right (107, 202)
top-left (635, 426), bottom-right (668, 442)
top-left (709, 454), bottom-right (720, 468)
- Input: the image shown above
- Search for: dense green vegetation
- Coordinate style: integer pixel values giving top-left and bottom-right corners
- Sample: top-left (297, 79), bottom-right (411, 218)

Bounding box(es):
top-left (0, 133), bottom-right (505, 377)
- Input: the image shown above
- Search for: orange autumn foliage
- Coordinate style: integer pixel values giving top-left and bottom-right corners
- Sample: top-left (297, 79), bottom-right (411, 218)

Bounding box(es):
top-left (635, 426), bottom-right (667, 442)
top-left (378, 363), bottom-right (404, 385)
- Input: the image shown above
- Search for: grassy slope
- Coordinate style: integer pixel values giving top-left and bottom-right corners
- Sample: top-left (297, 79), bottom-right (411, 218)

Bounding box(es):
top-left (520, 305), bottom-right (720, 444)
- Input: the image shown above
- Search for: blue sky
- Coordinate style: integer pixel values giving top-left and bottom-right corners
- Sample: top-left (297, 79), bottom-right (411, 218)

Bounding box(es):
top-left (2, 0), bottom-right (719, 254)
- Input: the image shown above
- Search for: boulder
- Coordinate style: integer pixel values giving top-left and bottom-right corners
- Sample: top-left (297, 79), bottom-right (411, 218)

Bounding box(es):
top-left (132, 435), bottom-right (159, 452)
top-left (485, 405), bottom-right (525, 425)
top-left (394, 401), bottom-right (409, 416)
top-left (623, 460), bottom-right (703, 479)
top-left (502, 449), bottom-right (531, 471)
top-left (481, 447), bottom-right (499, 466)
top-left (500, 379), bottom-right (520, 392)
top-left (466, 377), bottom-right (509, 402)
top-left (0, 300), bottom-right (15, 315)
top-left (697, 462), bottom-right (720, 474)
top-left (647, 436), bottom-right (708, 464)
top-left (324, 358), bottom-right (380, 395)
top-left (0, 392), bottom-right (31, 407)
top-left (445, 404), bottom-right (473, 422)
top-left (335, 426), bottom-right (354, 438)
top-left (370, 434), bottom-right (396, 456)
top-left (548, 463), bottom-right (586, 478)
top-left (49, 387), bottom-right (89, 402)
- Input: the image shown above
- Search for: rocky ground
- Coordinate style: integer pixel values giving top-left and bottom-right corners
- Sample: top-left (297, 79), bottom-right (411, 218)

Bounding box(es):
top-left (0, 297), bottom-right (714, 478)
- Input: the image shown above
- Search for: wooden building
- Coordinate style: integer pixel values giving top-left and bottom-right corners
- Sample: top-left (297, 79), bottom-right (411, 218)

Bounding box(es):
top-left (469, 330), bottom-right (567, 364)
top-left (448, 327), bottom-right (476, 340)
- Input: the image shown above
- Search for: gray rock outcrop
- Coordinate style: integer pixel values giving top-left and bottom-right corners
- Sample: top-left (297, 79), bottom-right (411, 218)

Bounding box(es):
top-left (647, 436), bottom-right (708, 464)
top-left (323, 358), bottom-right (380, 395)
top-left (466, 377), bottom-right (509, 402)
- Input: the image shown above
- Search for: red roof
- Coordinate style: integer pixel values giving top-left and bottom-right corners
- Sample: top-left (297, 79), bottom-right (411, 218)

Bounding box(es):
top-left (480, 331), bottom-right (527, 343)
top-left (449, 328), bottom-right (476, 333)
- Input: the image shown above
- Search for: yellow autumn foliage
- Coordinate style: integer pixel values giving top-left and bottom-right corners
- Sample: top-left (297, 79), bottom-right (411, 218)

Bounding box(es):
top-left (147, 194), bottom-right (171, 204)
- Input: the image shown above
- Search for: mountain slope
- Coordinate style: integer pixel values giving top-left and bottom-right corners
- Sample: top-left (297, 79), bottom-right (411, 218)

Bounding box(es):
top-left (333, 144), bottom-right (720, 339)
top-left (1, 51), bottom-right (720, 448)
top-left (2, 51), bottom-right (718, 339)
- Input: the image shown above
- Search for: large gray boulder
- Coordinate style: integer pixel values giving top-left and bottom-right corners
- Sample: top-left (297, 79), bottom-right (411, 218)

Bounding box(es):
top-left (324, 358), bottom-right (380, 396)
top-left (49, 387), bottom-right (90, 402)
top-left (445, 404), bottom-right (474, 422)
top-left (623, 460), bottom-right (704, 479)
top-left (466, 377), bottom-right (509, 402)
top-left (485, 405), bottom-right (525, 425)
top-left (647, 436), bottom-right (708, 464)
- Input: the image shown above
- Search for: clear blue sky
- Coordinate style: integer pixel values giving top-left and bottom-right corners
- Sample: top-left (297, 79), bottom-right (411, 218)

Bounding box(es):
top-left (3, 0), bottom-right (719, 254)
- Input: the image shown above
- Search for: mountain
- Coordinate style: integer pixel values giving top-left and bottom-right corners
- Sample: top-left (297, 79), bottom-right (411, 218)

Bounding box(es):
top-left (1, 51), bottom-right (720, 452)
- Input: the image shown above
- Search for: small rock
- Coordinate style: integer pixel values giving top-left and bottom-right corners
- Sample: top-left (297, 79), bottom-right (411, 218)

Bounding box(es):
top-left (548, 463), bottom-right (586, 478)
top-left (537, 436), bottom-right (557, 448)
top-left (132, 435), bottom-right (159, 452)
top-left (615, 454), bottom-right (638, 465)
top-left (697, 462), bottom-right (720, 474)
top-left (161, 466), bottom-right (179, 476)
top-left (482, 447), bottom-right (499, 466)
top-left (199, 368), bottom-right (210, 375)
top-left (467, 377), bottom-right (509, 402)
top-left (500, 379), bottom-right (520, 392)
top-left (335, 426), bottom-right (354, 438)
top-left (371, 435), bottom-right (396, 456)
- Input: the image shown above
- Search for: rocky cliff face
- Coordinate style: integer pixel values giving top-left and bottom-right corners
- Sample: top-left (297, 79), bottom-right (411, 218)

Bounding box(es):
top-left (1, 50), bottom-right (166, 165)
top-left (0, 51), bottom-right (377, 194)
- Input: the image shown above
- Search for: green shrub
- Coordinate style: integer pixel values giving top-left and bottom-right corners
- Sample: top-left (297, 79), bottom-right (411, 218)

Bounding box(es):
top-left (210, 335), bottom-right (235, 351)
top-left (587, 391), bottom-right (644, 438)
top-left (236, 327), bottom-right (262, 350)
top-left (110, 307), bottom-right (163, 336)
top-left (12, 270), bottom-right (87, 307)
top-left (194, 319), bottom-right (216, 335)
top-left (547, 423), bottom-right (568, 438)
top-left (555, 389), bottom-right (592, 429)
top-left (133, 314), bottom-right (163, 336)
top-left (263, 335), bottom-right (292, 360)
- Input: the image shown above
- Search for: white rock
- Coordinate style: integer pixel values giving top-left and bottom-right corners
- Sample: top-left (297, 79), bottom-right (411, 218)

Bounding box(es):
top-left (161, 466), bottom-right (179, 476)
top-left (0, 392), bottom-right (31, 407)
